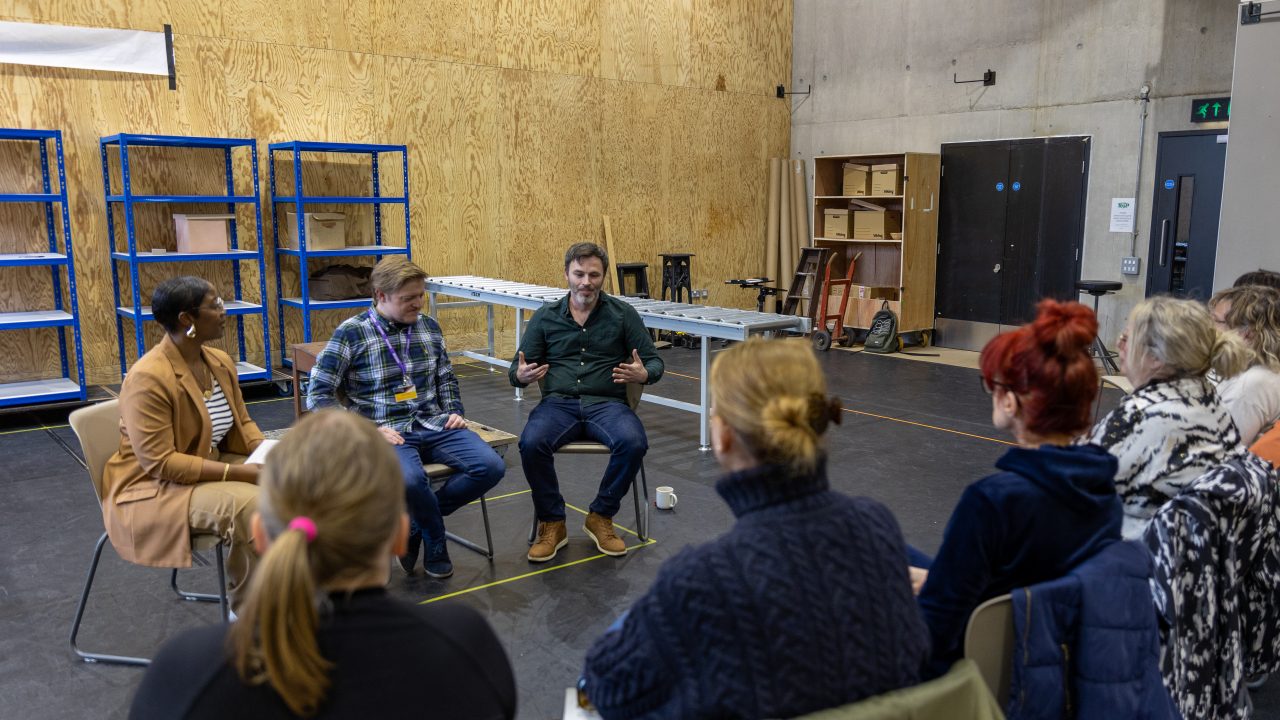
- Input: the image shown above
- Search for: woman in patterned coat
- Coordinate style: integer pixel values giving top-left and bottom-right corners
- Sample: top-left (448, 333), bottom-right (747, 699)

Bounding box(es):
top-left (1085, 296), bottom-right (1252, 539)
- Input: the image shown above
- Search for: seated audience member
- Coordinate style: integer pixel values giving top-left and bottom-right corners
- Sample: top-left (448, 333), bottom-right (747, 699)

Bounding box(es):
top-left (129, 411), bottom-right (517, 720)
top-left (1210, 285), bottom-right (1280, 444)
top-left (307, 256), bottom-right (505, 578)
top-left (104, 276), bottom-right (263, 612)
top-left (913, 300), bottom-right (1123, 678)
top-left (581, 338), bottom-right (927, 720)
top-left (1234, 268), bottom-right (1280, 289)
top-left (1085, 296), bottom-right (1251, 539)
top-left (510, 242), bottom-right (662, 561)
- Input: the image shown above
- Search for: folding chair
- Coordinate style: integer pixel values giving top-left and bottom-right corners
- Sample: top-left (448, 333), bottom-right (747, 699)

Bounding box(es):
top-left (67, 399), bottom-right (228, 666)
top-left (528, 383), bottom-right (650, 544)
top-left (964, 593), bottom-right (1014, 705)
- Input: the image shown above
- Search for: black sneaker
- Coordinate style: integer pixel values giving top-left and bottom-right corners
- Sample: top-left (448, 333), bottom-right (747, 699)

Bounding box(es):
top-left (398, 531), bottom-right (421, 574)
top-left (424, 540), bottom-right (453, 579)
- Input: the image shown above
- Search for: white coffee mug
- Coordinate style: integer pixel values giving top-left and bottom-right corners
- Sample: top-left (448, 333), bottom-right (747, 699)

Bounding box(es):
top-left (655, 486), bottom-right (678, 510)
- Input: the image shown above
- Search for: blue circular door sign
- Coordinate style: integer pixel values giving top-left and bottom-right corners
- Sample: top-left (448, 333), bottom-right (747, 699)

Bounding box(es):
top-left (996, 182), bottom-right (1005, 192)
top-left (1012, 181), bottom-right (1022, 192)
top-left (1164, 179), bottom-right (1175, 190)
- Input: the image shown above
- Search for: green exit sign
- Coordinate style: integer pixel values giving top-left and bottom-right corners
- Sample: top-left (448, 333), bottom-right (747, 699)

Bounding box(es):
top-left (1190, 97), bottom-right (1231, 123)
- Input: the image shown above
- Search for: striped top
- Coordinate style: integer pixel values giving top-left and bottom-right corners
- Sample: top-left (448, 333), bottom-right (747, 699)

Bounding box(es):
top-left (205, 379), bottom-right (234, 449)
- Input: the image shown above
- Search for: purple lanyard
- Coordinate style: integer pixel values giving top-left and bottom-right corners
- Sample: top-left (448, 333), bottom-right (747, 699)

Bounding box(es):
top-left (368, 309), bottom-right (412, 383)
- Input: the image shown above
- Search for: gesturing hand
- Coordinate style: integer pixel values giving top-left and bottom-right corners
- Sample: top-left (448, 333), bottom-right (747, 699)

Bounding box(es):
top-left (515, 351), bottom-right (549, 385)
top-left (612, 349), bottom-right (649, 384)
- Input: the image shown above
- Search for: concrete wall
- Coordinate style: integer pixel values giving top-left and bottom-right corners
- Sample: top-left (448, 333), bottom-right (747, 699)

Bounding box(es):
top-left (791, 0), bottom-right (1237, 343)
top-left (1216, 2), bottom-right (1280, 289)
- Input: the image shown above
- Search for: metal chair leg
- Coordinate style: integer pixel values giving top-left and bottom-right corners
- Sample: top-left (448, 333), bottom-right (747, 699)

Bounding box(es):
top-left (69, 532), bottom-right (150, 666)
top-left (444, 494), bottom-right (496, 560)
top-left (171, 542), bottom-right (228, 606)
top-left (636, 462), bottom-right (649, 541)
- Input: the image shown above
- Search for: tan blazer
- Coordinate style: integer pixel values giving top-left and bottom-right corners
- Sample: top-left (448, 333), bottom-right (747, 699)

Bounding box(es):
top-left (101, 336), bottom-right (263, 568)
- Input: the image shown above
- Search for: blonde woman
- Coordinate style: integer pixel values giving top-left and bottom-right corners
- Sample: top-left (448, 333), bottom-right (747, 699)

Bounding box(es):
top-left (1085, 296), bottom-right (1251, 539)
top-left (1209, 285), bottom-right (1280, 444)
top-left (581, 338), bottom-right (927, 720)
top-left (130, 411), bottom-right (516, 719)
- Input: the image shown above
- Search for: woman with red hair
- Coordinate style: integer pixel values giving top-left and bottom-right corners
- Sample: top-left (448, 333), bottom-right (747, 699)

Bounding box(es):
top-left (913, 299), bottom-right (1123, 676)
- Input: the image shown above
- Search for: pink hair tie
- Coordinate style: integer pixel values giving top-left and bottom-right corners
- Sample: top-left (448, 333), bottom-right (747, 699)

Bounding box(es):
top-left (288, 516), bottom-right (318, 543)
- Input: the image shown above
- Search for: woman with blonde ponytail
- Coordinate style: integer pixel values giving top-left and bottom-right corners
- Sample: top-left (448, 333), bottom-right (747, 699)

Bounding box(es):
top-left (581, 338), bottom-right (928, 720)
top-left (1085, 296), bottom-right (1251, 538)
top-left (130, 411), bottom-right (515, 720)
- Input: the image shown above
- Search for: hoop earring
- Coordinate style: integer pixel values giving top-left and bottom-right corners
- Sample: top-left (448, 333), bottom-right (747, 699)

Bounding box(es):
top-left (185, 324), bottom-right (197, 339)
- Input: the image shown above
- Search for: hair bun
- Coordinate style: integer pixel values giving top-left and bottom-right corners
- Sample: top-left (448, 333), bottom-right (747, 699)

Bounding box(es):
top-left (1030, 299), bottom-right (1097, 357)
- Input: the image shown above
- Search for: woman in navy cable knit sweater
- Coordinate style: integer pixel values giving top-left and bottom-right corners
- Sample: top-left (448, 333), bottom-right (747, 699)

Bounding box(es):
top-left (581, 338), bottom-right (929, 720)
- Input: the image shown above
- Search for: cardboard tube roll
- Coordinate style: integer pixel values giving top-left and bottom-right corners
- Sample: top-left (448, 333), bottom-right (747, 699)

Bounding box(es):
top-left (766, 157), bottom-right (780, 283)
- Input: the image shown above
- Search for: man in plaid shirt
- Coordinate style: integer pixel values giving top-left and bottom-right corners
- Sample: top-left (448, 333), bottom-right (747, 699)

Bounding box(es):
top-left (307, 257), bottom-right (504, 578)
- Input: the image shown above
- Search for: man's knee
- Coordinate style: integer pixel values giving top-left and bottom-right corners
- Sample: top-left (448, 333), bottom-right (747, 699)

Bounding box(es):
top-left (477, 453), bottom-right (505, 490)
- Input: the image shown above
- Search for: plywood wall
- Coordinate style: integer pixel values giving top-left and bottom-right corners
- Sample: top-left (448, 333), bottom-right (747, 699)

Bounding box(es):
top-left (0, 1), bottom-right (791, 385)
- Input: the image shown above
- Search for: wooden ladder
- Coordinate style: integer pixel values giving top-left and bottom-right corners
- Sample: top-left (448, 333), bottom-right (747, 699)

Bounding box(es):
top-left (781, 246), bottom-right (832, 320)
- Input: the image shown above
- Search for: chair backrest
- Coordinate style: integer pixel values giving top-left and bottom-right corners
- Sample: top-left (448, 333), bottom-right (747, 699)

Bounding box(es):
top-left (67, 399), bottom-right (122, 506)
top-left (792, 658), bottom-right (1005, 719)
top-left (625, 382), bottom-right (642, 411)
top-left (964, 593), bottom-right (1014, 707)
top-left (536, 379), bottom-right (643, 411)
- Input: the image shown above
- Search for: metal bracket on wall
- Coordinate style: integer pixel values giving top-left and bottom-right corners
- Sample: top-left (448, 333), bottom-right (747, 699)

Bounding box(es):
top-left (776, 84), bottom-right (811, 99)
top-left (953, 70), bottom-right (996, 86)
top-left (1241, 2), bottom-right (1280, 24)
top-left (163, 24), bottom-right (176, 90)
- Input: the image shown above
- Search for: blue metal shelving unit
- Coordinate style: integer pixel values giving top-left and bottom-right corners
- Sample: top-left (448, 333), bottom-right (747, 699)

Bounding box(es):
top-left (269, 141), bottom-right (411, 367)
top-left (0, 128), bottom-right (87, 408)
top-left (101, 134), bottom-right (271, 382)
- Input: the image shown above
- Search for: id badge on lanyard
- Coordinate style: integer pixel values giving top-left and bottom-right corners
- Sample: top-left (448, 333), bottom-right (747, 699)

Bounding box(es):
top-left (394, 378), bottom-right (418, 403)
top-left (370, 310), bottom-right (418, 404)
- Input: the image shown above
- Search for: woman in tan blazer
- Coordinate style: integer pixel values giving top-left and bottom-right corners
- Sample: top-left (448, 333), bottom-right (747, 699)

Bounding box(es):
top-left (102, 276), bottom-right (264, 610)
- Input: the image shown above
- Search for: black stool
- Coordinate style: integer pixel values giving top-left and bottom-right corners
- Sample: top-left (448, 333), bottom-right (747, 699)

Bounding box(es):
top-left (660, 253), bottom-right (694, 303)
top-left (1076, 280), bottom-right (1123, 374)
top-left (615, 263), bottom-right (650, 298)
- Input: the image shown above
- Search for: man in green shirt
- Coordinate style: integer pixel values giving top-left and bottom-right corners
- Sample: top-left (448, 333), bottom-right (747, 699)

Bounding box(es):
top-left (510, 242), bottom-right (663, 562)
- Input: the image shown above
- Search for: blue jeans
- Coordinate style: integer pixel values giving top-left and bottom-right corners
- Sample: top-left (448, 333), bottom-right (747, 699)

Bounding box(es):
top-left (394, 426), bottom-right (505, 545)
top-left (519, 398), bottom-right (648, 522)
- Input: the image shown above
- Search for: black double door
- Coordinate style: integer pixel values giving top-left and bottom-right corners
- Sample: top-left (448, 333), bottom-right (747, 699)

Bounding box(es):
top-left (1145, 130), bottom-right (1227, 300)
top-left (936, 137), bottom-right (1090, 339)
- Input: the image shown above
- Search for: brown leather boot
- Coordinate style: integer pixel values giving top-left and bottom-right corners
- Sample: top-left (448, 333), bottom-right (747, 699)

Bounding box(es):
top-left (584, 512), bottom-right (627, 556)
top-left (527, 520), bottom-right (568, 563)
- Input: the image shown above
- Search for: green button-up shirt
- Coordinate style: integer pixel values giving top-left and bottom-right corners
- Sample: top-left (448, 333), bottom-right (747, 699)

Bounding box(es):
top-left (509, 292), bottom-right (663, 405)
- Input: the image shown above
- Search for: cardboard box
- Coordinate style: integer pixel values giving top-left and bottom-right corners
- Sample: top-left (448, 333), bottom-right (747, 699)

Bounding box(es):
top-left (286, 212), bottom-right (347, 250)
top-left (843, 297), bottom-right (901, 329)
top-left (842, 163), bottom-right (870, 196)
top-left (174, 213), bottom-right (233, 253)
top-left (853, 209), bottom-right (902, 239)
top-left (823, 208), bottom-right (850, 239)
top-left (870, 163), bottom-right (901, 195)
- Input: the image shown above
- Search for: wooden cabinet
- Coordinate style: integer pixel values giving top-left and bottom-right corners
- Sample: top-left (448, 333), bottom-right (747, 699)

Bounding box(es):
top-left (811, 152), bottom-right (939, 339)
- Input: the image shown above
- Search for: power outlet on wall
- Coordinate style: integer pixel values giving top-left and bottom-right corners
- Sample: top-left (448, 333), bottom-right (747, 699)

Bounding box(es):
top-left (1121, 257), bottom-right (1141, 276)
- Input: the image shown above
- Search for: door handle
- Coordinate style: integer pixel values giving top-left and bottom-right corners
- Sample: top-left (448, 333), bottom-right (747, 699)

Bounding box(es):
top-left (924, 192), bottom-right (934, 213)
top-left (1158, 219), bottom-right (1169, 267)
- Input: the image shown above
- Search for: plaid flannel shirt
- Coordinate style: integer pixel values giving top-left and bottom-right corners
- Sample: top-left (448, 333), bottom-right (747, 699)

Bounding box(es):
top-left (306, 309), bottom-right (463, 433)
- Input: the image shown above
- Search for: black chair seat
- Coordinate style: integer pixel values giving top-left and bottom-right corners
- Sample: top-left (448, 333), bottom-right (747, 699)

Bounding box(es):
top-left (1076, 280), bottom-right (1123, 296)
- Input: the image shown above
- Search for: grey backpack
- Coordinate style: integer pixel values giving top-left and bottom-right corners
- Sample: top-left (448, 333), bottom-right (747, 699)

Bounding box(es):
top-left (863, 301), bottom-right (899, 354)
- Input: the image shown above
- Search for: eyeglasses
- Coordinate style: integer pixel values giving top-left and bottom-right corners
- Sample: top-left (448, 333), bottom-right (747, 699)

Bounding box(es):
top-left (196, 297), bottom-right (225, 313)
top-left (980, 376), bottom-right (1012, 395)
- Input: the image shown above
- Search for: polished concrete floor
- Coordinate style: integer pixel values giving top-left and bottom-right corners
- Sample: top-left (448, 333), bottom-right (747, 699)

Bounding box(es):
top-left (1, 346), bottom-right (1276, 719)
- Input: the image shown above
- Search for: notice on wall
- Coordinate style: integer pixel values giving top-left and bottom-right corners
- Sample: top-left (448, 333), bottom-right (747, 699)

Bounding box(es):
top-left (1109, 198), bottom-right (1136, 233)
